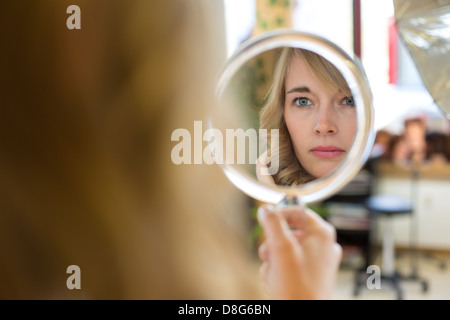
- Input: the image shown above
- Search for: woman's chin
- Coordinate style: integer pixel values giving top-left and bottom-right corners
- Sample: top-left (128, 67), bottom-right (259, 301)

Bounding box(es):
top-left (309, 165), bottom-right (339, 179)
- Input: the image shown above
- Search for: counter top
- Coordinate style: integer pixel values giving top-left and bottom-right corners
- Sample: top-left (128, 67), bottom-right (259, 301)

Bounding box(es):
top-left (376, 161), bottom-right (450, 180)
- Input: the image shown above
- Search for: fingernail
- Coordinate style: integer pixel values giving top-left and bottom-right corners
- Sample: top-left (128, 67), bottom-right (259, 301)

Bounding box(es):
top-left (258, 205), bottom-right (274, 222)
top-left (257, 207), bottom-right (267, 222)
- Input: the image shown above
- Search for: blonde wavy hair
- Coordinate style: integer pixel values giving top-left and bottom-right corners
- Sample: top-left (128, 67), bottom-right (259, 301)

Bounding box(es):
top-left (259, 47), bottom-right (352, 186)
top-left (0, 0), bottom-right (263, 299)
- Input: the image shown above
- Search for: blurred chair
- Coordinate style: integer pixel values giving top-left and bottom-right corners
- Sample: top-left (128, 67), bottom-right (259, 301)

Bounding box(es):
top-left (326, 155), bottom-right (430, 299)
top-left (323, 160), bottom-right (376, 295)
top-left (361, 194), bottom-right (428, 300)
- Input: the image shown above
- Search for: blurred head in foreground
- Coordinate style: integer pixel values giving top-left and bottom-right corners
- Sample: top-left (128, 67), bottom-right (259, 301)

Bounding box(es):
top-left (0, 0), bottom-right (262, 299)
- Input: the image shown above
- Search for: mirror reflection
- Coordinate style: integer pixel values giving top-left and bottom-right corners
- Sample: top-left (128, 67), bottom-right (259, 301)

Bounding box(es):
top-left (213, 29), bottom-right (374, 205)
top-left (257, 47), bottom-right (356, 186)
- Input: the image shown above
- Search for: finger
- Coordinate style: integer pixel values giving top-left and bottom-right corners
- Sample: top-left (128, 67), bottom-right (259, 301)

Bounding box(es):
top-left (308, 208), bottom-right (338, 242)
top-left (257, 205), bottom-right (292, 250)
top-left (259, 261), bottom-right (268, 281)
top-left (291, 229), bottom-right (305, 243)
top-left (259, 262), bottom-right (271, 295)
top-left (258, 241), bottom-right (269, 262)
top-left (333, 242), bottom-right (343, 262)
top-left (277, 206), bottom-right (337, 243)
top-left (277, 205), bottom-right (307, 230)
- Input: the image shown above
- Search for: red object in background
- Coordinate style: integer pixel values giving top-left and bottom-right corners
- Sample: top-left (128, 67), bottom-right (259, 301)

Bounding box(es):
top-left (353, 0), bottom-right (361, 59)
top-left (388, 16), bottom-right (398, 84)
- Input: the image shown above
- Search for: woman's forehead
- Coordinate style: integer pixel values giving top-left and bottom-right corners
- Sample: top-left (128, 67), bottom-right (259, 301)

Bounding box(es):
top-left (285, 55), bottom-right (338, 93)
top-left (285, 52), bottom-right (348, 95)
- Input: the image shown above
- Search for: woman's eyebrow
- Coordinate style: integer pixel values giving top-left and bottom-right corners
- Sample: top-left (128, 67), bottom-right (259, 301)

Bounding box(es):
top-left (286, 86), bottom-right (310, 94)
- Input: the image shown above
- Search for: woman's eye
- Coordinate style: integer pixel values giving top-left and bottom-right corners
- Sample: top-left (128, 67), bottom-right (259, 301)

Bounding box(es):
top-left (341, 96), bottom-right (355, 106)
top-left (294, 97), bottom-right (311, 107)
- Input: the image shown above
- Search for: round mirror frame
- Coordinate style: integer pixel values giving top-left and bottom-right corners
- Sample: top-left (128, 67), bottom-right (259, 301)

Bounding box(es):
top-left (213, 29), bottom-right (375, 205)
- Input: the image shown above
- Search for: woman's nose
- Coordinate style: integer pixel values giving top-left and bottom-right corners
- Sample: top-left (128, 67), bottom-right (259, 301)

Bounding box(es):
top-left (314, 108), bottom-right (338, 135)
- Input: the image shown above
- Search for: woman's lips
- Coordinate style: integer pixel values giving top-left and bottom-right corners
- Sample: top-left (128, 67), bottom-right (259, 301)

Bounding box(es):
top-left (310, 146), bottom-right (345, 158)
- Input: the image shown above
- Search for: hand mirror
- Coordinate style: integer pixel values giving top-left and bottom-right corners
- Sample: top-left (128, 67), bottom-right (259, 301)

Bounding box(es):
top-left (209, 29), bottom-right (375, 207)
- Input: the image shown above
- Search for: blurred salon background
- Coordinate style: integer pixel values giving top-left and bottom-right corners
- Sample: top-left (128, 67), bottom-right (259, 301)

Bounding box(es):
top-left (224, 0), bottom-right (450, 300)
top-left (2, 0), bottom-right (448, 300)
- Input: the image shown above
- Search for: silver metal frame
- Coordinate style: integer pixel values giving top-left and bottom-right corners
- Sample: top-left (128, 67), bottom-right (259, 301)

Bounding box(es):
top-left (213, 29), bottom-right (375, 205)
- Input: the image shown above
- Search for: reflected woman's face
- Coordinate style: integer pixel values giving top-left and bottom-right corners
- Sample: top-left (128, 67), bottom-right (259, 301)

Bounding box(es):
top-left (284, 54), bottom-right (357, 178)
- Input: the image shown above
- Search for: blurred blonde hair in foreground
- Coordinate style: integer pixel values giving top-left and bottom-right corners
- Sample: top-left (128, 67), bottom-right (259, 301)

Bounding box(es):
top-left (0, 0), bottom-right (263, 299)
